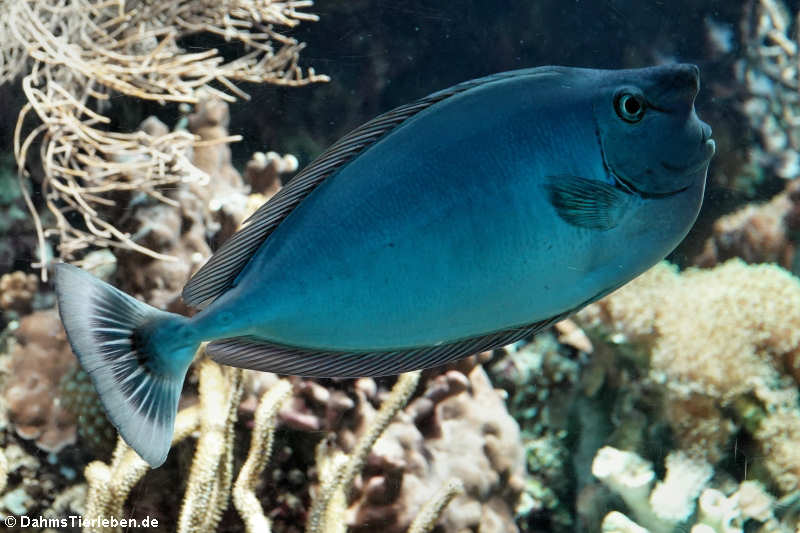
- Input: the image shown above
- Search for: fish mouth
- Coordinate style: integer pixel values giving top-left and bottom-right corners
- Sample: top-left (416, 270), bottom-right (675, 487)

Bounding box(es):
top-left (700, 122), bottom-right (715, 161)
top-left (701, 137), bottom-right (716, 163)
top-left (659, 123), bottom-right (715, 174)
top-left (614, 135), bottom-right (713, 200)
top-left (662, 138), bottom-right (715, 174)
top-left (612, 172), bottom-right (691, 199)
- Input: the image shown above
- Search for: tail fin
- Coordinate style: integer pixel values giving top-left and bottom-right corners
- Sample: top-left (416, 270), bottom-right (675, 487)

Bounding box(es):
top-left (54, 263), bottom-right (198, 467)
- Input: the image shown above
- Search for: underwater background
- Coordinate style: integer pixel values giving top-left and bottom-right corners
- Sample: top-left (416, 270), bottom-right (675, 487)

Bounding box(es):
top-left (0, 0), bottom-right (798, 532)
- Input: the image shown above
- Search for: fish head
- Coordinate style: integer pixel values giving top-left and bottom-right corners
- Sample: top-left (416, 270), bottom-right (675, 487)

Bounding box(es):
top-left (593, 63), bottom-right (715, 196)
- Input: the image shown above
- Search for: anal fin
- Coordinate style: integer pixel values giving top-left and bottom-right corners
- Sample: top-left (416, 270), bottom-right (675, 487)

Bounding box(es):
top-left (206, 313), bottom-right (569, 378)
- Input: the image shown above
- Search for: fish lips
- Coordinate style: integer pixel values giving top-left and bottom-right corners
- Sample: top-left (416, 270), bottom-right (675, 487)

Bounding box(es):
top-left (679, 122), bottom-right (716, 175)
top-left (666, 133), bottom-right (715, 176)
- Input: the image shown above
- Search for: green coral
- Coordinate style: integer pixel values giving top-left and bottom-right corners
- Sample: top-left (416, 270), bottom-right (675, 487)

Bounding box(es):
top-left (487, 332), bottom-right (580, 532)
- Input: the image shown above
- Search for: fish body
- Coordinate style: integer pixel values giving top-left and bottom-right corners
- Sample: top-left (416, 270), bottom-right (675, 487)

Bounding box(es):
top-left (55, 64), bottom-right (715, 466)
top-left (201, 67), bottom-right (708, 350)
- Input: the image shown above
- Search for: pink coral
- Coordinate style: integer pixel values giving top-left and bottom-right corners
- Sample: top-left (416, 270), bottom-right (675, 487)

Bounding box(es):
top-left (342, 365), bottom-right (525, 533)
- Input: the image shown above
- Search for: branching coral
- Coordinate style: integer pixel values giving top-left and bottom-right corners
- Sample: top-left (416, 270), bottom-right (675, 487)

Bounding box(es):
top-left (319, 364), bottom-right (526, 533)
top-left (737, 0), bottom-right (800, 184)
top-left (592, 446), bottom-right (712, 533)
top-left (577, 260), bottom-right (800, 494)
top-left (406, 479), bottom-right (464, 533)
top-left (81, 354), bottom-right (258, 533)
top-left (245, 151), bottom-right (299, 196)
top-left (0, 0), bottom-right (327, 275)
top-left (79, 363), bottom-right (464, 533)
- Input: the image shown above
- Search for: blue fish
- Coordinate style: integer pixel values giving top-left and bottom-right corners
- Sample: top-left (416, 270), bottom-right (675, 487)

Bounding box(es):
top-left (55, 64), bottom-right (715, 466)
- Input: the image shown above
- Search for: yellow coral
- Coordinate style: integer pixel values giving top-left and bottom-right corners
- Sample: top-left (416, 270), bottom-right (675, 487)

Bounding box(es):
top-left (178, 359), bottom-right (243, 533)
top-left (82, 406), bottom-right (201, 533)
top-left (2, 0), bottom-right (327, 275)
top-left (406, 479), bottom-right (464, 533)
top-left (577, 259), bottom-right (800, 493)
top-left (0, 447), bottom-right (7, 494)
top-left (78, 363), bottom-right (458, 533)
top-left (0, 271), bottom-right (37, 313)
top-left (233, 379), bottom-right (293, 533)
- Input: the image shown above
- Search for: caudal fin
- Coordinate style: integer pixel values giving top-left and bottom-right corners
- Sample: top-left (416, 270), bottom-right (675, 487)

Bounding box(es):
top-left (54, 263), bottom-right (197, 467)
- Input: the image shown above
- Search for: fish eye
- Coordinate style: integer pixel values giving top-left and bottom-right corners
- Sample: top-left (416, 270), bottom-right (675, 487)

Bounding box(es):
top-left (614, 91), bottom-right (646, 123)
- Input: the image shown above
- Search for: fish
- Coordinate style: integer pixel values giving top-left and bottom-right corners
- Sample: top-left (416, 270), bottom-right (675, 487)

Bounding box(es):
top-left (54, 64), bottom-right (715, 466)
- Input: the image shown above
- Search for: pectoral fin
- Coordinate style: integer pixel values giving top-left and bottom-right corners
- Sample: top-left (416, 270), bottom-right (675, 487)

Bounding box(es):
top-left (543, 175), bottom-right (631, 230)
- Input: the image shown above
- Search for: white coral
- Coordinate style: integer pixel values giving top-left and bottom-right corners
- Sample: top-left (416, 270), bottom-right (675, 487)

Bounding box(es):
top-left (649, 451), bottom-right (712, 524)
top-left (593, 446), bottom-right (783, 533)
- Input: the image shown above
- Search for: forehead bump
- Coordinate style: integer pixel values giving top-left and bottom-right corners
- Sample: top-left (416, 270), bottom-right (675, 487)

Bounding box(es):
top-left (637, 63), bottom-right (700, 109)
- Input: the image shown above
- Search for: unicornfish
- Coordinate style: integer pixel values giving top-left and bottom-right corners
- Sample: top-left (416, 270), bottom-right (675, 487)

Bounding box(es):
top-left (55, 64), bottom-right (715, 466)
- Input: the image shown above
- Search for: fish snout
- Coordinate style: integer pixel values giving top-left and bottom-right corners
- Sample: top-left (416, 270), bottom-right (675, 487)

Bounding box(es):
top-left (651, 63), bottom-right (700, 111)
top-left (671, 63), bottom-right (700, 94)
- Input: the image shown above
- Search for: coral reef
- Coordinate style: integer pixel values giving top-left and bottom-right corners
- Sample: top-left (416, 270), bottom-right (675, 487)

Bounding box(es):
top-left (78, 357), bottom-right (464, 533)
top-left (694, 178), bottom-right (800, 270)
top-left (577, 260), bottom-right (800, 494)
top-left (1, 0), bottom-right (327, 275)
top-left (111, 95), bottom-right (298, 311)
top-left (593, 446), bottom-right (794, 533)
top-left (0, 271), bottom-right (37, 315)
top-left (327, 365), bottom-right (526, 533)
top-left (4, 310), bottom-right (78, 453)
top-left (487, 331), bottom-right (582, 530)
top-left (2, 3), bottom-right (798, 533)
top-left (736, 0), bottom-right (800, 188)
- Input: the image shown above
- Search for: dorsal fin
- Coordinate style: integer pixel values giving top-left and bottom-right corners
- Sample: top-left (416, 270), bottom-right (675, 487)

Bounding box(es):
top-left (182, 68), bottom-right (555, 308)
